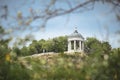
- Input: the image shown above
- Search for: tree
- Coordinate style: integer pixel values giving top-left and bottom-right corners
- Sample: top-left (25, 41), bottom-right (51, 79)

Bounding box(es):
top-left (0, 39), bottom-right (11, 80)
top-left (0, 26), bottom-right (31, 80)
top-left (84, 37), bottom-right (112, 62)
top-left (85, 37), bottom-right (102, 54)
top-left (0, 26), bottom-right (11, 62)
top-left (25, 36), bottom-right (67, 54)
top-left (101, 41), bottom-right (111, 54)
top-left (13, 47), bottom-right (21, 56)
top-left (0, 0), bottom-right (120, 40)
top-left (51, 36), bottom-right (67, 53)
top-left (88, 48), bottom-right (120, 80)
top-left (20, 46), bottom-right (30, 56)
top-left (29, 44), bottom-right (38, 55)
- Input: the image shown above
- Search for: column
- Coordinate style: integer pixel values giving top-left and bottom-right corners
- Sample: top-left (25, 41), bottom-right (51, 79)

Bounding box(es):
top-left (82, 41), bottom-right (84, 51)
top-left (68, 40), bottom-right (71, 52)
top-left (81, 41), bottom-right (83, 50)
top-left (69, 41), bottom-right (71, 51)
top-left (79, 41), bottom-right (81, 51)
top-left (74, 40), bottom-right (76, 51)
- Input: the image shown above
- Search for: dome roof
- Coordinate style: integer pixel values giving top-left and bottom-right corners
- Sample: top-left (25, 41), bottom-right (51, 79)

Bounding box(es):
top-left (68, 30), bottom-right (84, 39)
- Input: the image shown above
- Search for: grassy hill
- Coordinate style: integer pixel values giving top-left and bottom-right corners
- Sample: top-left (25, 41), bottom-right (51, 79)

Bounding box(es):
top-left (1, 48), bottom-right (120, 80)
top-left (16, 48), bottom-right (120, 80)
top-left (18, 52), bottom-right (87, 80)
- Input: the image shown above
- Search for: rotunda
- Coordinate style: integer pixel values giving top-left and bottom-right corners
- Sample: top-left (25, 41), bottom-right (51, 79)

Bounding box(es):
top-left (68, 28), bottom-right (84, 53)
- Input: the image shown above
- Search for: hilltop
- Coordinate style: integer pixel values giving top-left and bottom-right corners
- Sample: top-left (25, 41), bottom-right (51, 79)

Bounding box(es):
top-left (18, 52), bottom-right (86, 79)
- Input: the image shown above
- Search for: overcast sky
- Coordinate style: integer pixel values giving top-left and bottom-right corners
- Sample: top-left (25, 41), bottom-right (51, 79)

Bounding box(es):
top-left (0, 0), bottom-right (120, 48)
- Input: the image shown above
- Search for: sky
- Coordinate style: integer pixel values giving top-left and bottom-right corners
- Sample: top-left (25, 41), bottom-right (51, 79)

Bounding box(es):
top-left (0, 0), bottom-right (120, 48)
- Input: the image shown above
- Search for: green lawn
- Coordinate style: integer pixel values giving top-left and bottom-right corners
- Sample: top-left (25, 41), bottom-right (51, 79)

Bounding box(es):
top-left (18, 53), bottom-right (87, 80)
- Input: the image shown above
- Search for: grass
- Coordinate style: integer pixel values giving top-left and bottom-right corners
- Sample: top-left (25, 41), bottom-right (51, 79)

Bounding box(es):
top-left (18, 52), bottom-right (86, 80)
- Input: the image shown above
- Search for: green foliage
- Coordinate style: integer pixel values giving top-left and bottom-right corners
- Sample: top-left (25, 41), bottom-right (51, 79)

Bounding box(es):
top-left (1, 47), bottom-right (120, 80)
top-left (0, 26), bottom-right (120, 80)
top-left (0, 42), bottom-right (30, 80)
top-left (19, 48), bottom-right (119, 80)
top-left (85, 37), bottom-right (111, 55)
top-left (7, 62), bottom-right (31, 80)
top-left (102, 42), bottom-right (111, 54)
top-left (52, 36), bottom-right (67, 53)
top-left (0, 26), bottom-right (31, 80)
top-left (13, 47), bottom-right (21, 56)
top-left (0, 26), bottom-right (5, 34)
top-left (0, 60), bottom-right (31, 80)
top-left (13, 36), bottom-right (67, 56)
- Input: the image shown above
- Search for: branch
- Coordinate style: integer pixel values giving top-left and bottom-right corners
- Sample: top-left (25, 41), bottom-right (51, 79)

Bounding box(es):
top-left (46, 0), bottom-right (94, 19)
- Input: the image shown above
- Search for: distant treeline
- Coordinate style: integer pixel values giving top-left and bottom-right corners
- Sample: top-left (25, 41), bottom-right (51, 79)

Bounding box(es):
top-left (13, 36), bottom-right (68, 56)
top-left (13, 36), bottom-right (112, 56)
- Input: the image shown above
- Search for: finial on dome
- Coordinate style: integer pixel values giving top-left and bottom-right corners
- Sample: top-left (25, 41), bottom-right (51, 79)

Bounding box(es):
top-left (74, 26), bottom-right (78, 33)
top-left (75, 26), bottom-right (77, 30)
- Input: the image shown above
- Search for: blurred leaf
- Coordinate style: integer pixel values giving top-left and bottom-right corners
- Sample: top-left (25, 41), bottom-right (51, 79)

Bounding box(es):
top-left (17, 11), bottom-right (22, 19)
top-left (116, 14), bottom-right (120, 21)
